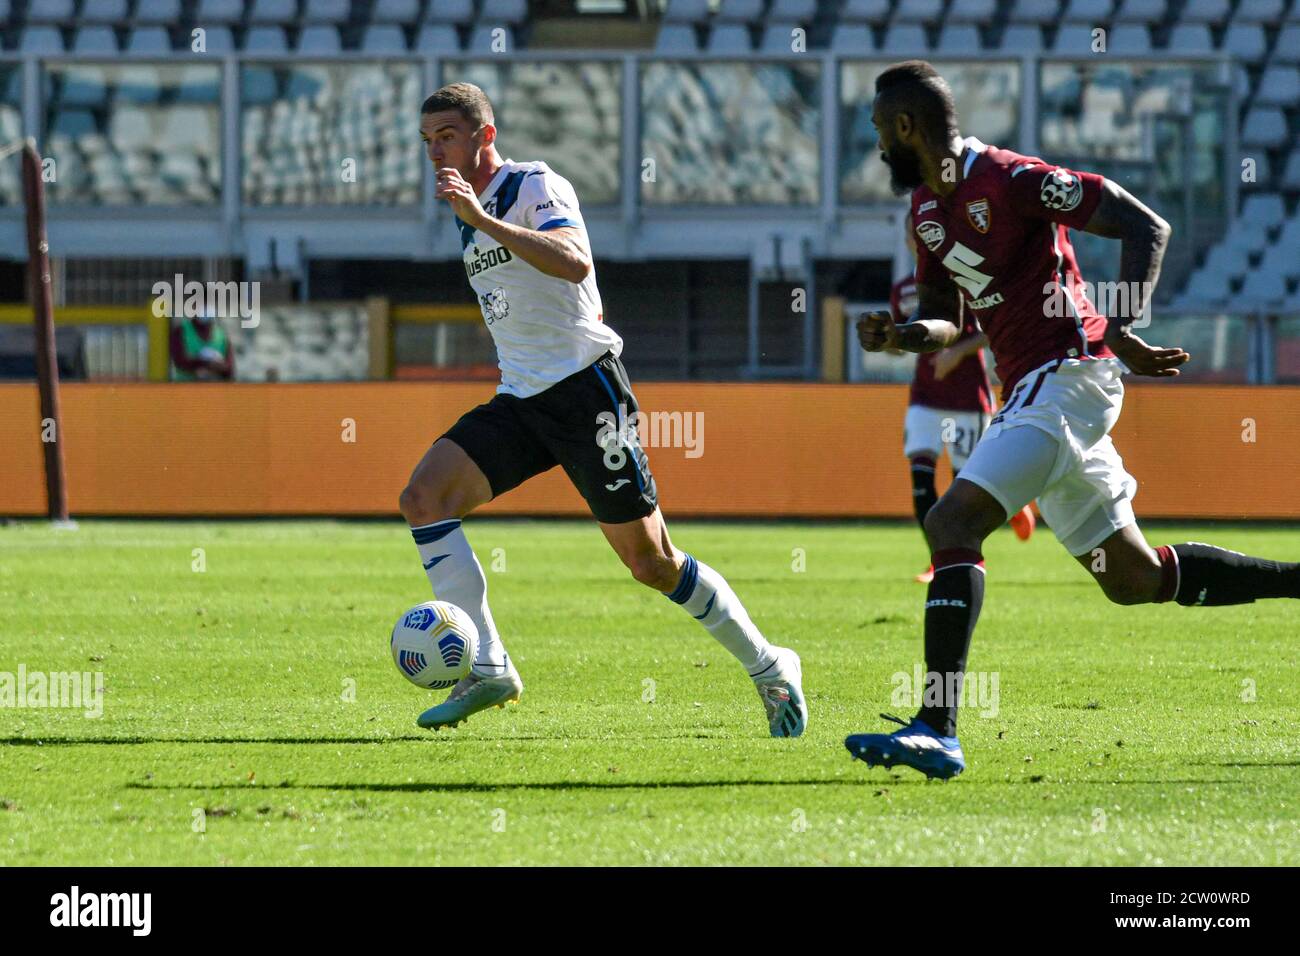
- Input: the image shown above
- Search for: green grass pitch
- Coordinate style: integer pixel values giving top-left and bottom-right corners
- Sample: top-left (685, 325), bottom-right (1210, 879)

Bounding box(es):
top-left (2, 518), bottom-right (1297, 866)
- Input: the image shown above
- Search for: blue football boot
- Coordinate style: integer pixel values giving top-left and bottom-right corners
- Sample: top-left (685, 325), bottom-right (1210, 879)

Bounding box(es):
top-left (844, 713), bottom-right (965, 780)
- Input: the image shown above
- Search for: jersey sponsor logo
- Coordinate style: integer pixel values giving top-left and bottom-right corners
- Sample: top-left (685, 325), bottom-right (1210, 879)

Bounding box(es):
top-left (941, 241), bottom-right (994, 298)
top-left (480, 287), bottom-right (509, 324)
top-left (1040, 168), bottom-right (1083, 212)
top-left (534, 197), bottom-right (570, 212)
top-left (466, 244), bottom-right (514, 278)
top-left (966, 198), bottom-right (991, 234)
top-left (916, 220), bottom-right (946, 252)
top-left (917, 199), bottom-right (937, 213)
top-left (967, 291), bottom-right (1005, 310)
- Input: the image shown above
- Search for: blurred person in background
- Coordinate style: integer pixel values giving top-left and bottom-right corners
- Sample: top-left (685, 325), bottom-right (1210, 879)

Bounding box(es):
top-left (170, 310), bottom-right (234, 381)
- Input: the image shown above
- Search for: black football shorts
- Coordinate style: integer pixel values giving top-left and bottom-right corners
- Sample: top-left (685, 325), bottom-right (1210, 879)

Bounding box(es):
top-left (442, 351), bottom-right (659, 524)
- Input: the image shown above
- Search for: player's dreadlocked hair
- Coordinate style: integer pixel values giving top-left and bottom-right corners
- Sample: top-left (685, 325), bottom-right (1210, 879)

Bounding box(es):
top-left (421, 82), bottom-right (495, 127)
top-left (874, 60), bottom-right (959, 144)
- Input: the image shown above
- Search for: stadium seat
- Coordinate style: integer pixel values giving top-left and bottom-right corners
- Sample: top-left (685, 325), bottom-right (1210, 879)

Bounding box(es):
top-left (298, 25), bottom-right (343, 53)
top-left (59, 67), bottom-right (108, 108)
top-left (80, 0), bottom-right (130, 23)
top-left (831, 23), bottom-right (877, 51)
top-left (768, 0), bottom-right (816, 20)
top-left (480, 0), bottom-right (530, 25)
top-left (1001, 24), bottom-right (1045, 52)
top-left (1282, 150), bottom-right (1300, 191)
top-left (467, 25), bottom-right (512, 51)
top-left (372, 0), bottom-right (423, 22)
top-left (1240, 193), bottom-right (1286, 230)
top-left (115, 66), bottom-right (163, 104)
top-left (196, 0), bottom-right (245, 23)
top-left (655, 23), bottom-right (699, 51)
top-left (133, 0), bottom-right (182, 24)
top-left (708, 23), bottom-right (753, 51)
top-left (1009, 0), bottom-right (1060, 24)
top-left (1177, 0), bottom-right (1228, 23)
top-left (936, 24), bottom-right (983, 52)
top-left (1223, 24), bottom-right (1268, 63)
top-left (1234, 0), bottom-right (1285, 23)
top-left (1222, 217), bottom-right (1270, 255)
top-left (51, 109), bottom-right (98, 140)
top-left (1106, 24), bottom-right (1152, 53)
top-left (662, 0), bottom-right (712, 22)
top-left (1179, 267), bottom-right (1231, 305)
top-left (73, 27), bottom-right (119, 53)
top-left (361, 25), bottom-right (409, 52)
top-left (1061, 0), bottom-right (1112, 21)
top-left (840, 0), bottom-right (892, 24)
top-left (198, 26), bottom-right (237, 53)
top-left (25, 0), bottom-right (74, 22)
top-left (1241, 107), bottom-right (1288, 148)
top-left (1255, 66), bottom-right (1300, 106)
top-left (1050, 22), bottom-right (1102, 52)
top-left (758, 23), bottom-right (804, 52)
top-left (126, 27), bottom-right (171, 55)
top-left (882, 24), bottom-right (929, 52)
top-left (1202, 242), bottom-right (1250, 280)
top-left (302, 0), bottom-right (351, 23)
top-left (19, 28), bottom-right (65, 53)
top-left (948, 0), bottom-right (997, 21)
top-left (245, 26), bottom-right (290, 52)
top-left (1113, 0), bottom-right (1165, 22)
top-left (249, 0), bottom-right (298, 22)
top-left (894, 0), bottom-right (945, 23)
top-left (1273, 26), bottom-right (1300, 64)
top-left (176, 65), bottom-right (222, 103)
top-left (1166, 24), bottom-right (1213, 52)
top-left (1259, 242), bottom-right (1299, 281)
top-left (415, 24), bottom-right (462, 50)
top-left (1240, 269), bottom-right (1288, 304)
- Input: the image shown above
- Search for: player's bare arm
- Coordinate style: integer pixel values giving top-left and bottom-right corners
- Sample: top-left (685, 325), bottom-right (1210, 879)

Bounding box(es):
top-left (932, 330), bottom-right (987, 380)
top-left (858, 277), bottom-right (962, 353)
top-left (1082, 178), bottom-right (1190, 377)
top-left (435, 167), bottom-right (592, 283)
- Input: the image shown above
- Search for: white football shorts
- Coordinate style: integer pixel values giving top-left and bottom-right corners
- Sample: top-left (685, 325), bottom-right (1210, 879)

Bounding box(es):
top-left (956, 357), bottom-right (1137, 556)
top-left (903, 405), bottom-right (991, 470)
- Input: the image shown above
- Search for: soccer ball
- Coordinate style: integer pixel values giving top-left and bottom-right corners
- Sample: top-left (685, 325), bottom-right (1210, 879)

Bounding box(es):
top-left (390, 601), bottom-right (479, 690)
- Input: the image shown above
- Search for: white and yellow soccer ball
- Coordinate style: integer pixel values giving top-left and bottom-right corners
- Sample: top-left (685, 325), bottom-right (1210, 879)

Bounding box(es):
top-left (390, 601), bottom-right (479, 690)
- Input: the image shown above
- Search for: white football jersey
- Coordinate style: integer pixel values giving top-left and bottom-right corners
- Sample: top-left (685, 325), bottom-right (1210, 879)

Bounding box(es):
top-left (458, 159), bottom-right (622, 398)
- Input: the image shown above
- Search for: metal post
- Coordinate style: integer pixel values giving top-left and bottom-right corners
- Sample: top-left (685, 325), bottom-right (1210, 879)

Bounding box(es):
top-left (22, 140), bottom-right (69, 523)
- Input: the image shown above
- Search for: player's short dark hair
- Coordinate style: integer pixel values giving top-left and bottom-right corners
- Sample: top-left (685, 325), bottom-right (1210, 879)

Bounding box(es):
top-left (421, 82), bottom-right (495, 127)
top-left (874, 60), bottom-right (958, 143)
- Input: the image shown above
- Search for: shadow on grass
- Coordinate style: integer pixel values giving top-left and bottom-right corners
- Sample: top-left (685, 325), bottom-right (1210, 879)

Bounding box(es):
top-left (0, 733), bottom-right (736, 746)
top-left (126, 779), bottom-right (876, 793)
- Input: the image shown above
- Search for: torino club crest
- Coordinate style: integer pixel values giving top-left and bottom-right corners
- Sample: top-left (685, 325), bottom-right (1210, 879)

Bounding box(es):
top-left (966, 199), bottom-right (991, 234)
top-left (1040, 169), bottom-right (1083, 212)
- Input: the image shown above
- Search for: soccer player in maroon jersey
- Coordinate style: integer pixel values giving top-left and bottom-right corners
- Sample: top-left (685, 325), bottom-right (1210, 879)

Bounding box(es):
top-left (891, 211), bottom-right (1035, 585)
top-left (848, 61), bottom-right (1300, 779)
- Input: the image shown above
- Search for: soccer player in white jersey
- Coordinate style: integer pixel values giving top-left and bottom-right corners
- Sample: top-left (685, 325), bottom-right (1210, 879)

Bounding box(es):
top-left (400, 83), bottom-right (806, 737)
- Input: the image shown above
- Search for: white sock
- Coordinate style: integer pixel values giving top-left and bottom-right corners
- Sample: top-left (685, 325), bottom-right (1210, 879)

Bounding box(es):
top-left (665, 553), bottom-right (778, 677)
top-left (410, 520), bottom-right (509, 674)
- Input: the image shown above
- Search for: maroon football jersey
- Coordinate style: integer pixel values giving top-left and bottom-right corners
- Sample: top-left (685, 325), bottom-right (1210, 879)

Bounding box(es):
top-left (909, 138), bottom-right (1114, 397)
top-left (890, 271), bottom-right (991, 413)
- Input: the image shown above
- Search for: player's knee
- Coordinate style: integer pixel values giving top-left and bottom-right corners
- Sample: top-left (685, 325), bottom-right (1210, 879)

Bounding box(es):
top-left (624, 551), bottom-right (679, 592)
top-left (398, 478), bottom-right (461, 525)
top-left (1096, 564), bottom-right (1161, 606)
top-left (924, 496), bottom-right (978, 549)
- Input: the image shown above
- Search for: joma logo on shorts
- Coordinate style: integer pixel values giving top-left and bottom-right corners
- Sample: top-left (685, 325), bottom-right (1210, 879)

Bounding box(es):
top-left (466, 245), bottom-right (514, 277)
